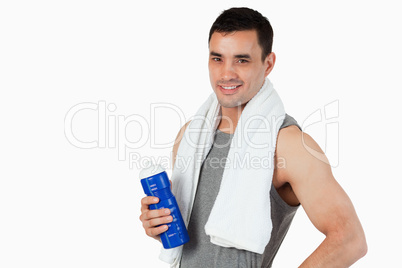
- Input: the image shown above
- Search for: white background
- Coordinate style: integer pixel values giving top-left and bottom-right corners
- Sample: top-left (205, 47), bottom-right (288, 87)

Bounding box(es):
top-left (1, 0), bottom-right (401, 267)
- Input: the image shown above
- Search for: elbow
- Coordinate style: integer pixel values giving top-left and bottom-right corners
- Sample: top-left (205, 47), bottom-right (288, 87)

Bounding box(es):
top-left (349, 232), bottom-right (368, 260)
top-left (337, 227), bottom-right (368, 263)
top-left (349, 223), bottom-right (368, 261)
top-left (357, 235), bottom-right (368, 259)
top-left (326, 225), bottom-right (367, 264)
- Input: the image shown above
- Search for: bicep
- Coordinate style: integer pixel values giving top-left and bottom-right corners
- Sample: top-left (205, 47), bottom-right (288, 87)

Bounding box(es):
top-left (280, 129), bottom-right (360, 236)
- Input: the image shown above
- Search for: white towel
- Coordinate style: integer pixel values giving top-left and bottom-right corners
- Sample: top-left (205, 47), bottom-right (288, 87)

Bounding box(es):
top-left (159, 78), bottom-right (286, 267)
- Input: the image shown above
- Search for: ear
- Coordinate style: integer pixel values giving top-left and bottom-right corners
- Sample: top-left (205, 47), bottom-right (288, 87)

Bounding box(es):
top-left (264, 52), bottom-right (276, 77)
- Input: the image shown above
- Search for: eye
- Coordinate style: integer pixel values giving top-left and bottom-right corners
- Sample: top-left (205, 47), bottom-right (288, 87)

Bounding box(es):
top-left (237, 59), bottom-right (249, 63)
top-left (212, 57), bottom-right (221, 62)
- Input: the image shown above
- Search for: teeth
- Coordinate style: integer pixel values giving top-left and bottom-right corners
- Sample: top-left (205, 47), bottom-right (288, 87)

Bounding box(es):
top-left (222, 85), bottom-right (238, 90)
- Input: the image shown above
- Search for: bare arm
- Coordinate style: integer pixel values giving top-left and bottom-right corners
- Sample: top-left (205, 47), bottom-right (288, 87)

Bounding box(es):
top-left (276, 126), bottom-right (367, 267)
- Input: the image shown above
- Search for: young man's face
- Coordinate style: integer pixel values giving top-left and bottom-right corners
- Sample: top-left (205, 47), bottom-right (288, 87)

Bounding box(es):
top-left (208, 30), bottom-right (273, 109)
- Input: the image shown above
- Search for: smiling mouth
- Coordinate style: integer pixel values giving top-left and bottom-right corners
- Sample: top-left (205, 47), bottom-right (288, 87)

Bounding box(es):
top-left (218, 84), bottom-right (242, 94)
top-left (220, 85), bottom-right (240, 90)
top-left (219, 84), bottom-right (242, 90)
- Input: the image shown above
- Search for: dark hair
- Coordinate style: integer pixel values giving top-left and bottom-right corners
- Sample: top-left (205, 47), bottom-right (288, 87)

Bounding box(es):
top-left (208, 7), bottom-right (274, 62)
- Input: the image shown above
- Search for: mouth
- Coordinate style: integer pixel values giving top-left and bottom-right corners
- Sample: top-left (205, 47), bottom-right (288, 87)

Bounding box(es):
top-left (218, 84), bottom-right (242, 95)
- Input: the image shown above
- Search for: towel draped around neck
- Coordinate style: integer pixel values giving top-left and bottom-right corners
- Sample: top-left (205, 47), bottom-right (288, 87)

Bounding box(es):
top-left (159, 78), bottom-right (286, 267)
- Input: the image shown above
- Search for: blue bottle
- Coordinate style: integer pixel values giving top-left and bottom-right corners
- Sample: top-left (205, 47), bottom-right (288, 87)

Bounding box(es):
top-left (140, 164), bottom-right (189, 249)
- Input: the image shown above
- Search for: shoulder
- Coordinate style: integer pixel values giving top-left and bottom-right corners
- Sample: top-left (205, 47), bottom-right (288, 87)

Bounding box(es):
top-left (172, 120), bottom-right (192, 167)
top-left (276, 124), bottom-right (304, 160)
top-left (173, 120), bottom-right (191, 147)
top-left (275, 124), bottom-right (332, 185)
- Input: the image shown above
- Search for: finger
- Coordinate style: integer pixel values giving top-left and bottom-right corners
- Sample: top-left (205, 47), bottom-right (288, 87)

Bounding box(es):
top-left (142, 208), bottom-right (171, 221)
top-left (140, 196), bottom-right (159, 212)
top-left (147, 215), bottom-right (173, 229)
top-left (146, 225), bottom-right (169, 237)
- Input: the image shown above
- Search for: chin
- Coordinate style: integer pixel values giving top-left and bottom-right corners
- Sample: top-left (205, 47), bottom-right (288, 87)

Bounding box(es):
top-left (217, 98), bottom-right (244, 109)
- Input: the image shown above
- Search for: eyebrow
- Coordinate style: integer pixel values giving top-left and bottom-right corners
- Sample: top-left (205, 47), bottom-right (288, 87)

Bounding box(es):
top-left (210, 51), bottom-right (222, 57)
top-left (210, 51), bottom-right (251, 59)
top-left (234, 54), bottom-right (251, 59)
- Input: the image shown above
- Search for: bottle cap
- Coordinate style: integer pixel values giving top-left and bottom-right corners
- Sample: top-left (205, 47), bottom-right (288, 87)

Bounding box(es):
top-left (139, 161), bottom-right (165, 180)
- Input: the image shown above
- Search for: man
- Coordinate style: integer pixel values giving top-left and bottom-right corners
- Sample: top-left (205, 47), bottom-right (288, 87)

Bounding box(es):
top-left (140, 7), bottom-right (367, 267)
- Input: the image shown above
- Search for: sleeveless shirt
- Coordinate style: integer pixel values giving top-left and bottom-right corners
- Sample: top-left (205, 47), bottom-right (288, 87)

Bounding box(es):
top-left (180, 114), bottom-right (301, 268)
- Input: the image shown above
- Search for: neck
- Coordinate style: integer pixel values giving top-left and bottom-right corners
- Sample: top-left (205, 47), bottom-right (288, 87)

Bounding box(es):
top-left (217, 104), bottom-right (246, 134)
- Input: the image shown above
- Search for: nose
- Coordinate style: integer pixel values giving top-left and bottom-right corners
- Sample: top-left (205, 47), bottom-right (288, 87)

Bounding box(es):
top-left (221, 61), bottom-right (238, 81)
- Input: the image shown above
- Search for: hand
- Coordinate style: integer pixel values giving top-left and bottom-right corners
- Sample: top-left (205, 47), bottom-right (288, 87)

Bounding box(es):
top-left (139, 181), bottom-right (174, 242)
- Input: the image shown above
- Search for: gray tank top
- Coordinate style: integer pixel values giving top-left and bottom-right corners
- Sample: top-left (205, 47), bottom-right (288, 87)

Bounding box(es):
top-left (180, 114), bottom-right (301, 268)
